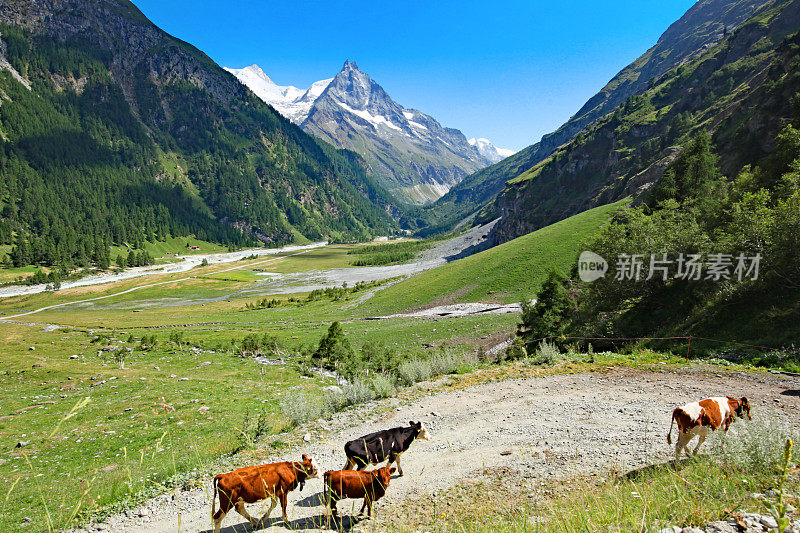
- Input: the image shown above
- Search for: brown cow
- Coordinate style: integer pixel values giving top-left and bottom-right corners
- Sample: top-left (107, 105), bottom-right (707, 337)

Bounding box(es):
top-left (666, 396), bottom-right (751, 458)
top-left (323, 466), bottom-right (395, 522)
top-left (211, 454), bottom-right (318, 532)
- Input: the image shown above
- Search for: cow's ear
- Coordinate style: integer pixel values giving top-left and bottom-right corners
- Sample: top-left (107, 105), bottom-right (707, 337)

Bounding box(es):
top-left (409, 420), bottom-right (415, 426)
top-left (302, 454), bottom-right (309, 461)
top-left (389, 467), bottom-right (396, 474)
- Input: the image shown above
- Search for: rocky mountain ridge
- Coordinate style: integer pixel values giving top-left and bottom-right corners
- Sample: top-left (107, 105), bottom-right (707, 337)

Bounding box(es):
top-left (228, 60), bottom-right (513, 204)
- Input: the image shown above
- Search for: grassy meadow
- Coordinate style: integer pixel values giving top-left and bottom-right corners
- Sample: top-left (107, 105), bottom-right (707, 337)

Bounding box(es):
top-left (0, 234), bottom-right (526, 530)
top-left (6, 203), bottom-right (778, 532)
top-left (362, 200), bottom-right (628, 315)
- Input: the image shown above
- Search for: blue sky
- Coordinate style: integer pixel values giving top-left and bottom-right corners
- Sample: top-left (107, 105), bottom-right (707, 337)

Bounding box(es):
top-left (132, 0), bottom-right (696, 151)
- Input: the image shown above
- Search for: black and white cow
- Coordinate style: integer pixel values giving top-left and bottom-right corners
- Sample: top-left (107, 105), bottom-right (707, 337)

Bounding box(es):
top-left (343, 421), bottom-right (429, 476)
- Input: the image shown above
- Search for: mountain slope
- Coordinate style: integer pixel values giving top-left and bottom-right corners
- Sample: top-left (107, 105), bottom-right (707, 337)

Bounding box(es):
top-left (414, 0), bottom-right (770, 233)
top-left (0, 0), bottom-right (398, 268)
top-left (229, 61), bottom-right (511, 204)
top-left (488, 0), bottom-right (800, 243)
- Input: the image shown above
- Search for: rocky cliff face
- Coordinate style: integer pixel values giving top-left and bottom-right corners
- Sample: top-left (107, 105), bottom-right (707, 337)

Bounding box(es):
top-left (489, 0), bottom-right (800, 244)
top-left (0, 0), bottom-right (247, 108)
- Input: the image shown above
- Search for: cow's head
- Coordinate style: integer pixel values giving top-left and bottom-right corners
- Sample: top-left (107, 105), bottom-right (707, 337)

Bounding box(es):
top-left (410, 420), bottom-right (430, 441)
top-left (374, 466), bottom-right (396, 488)
top-left (736, 397), bottom-right (752, 420)
top-left (300, 454), bottom-right (319, 479)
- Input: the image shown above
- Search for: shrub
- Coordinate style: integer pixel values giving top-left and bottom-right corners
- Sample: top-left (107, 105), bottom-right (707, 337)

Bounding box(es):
top-left (324, 382), bottom-right (376, 412)
top-left (430, 349), bottom-right (476, 375)
top-left (279, 393), bottom-right (325, 427)
top-left (398, 359), bottom-right (432, 385)
top-left (236, 407), bottom-right (272, 450)
top-left (504, 339), bottom-right (527, 361)
top-left (529, 339), bottom-right (560, 365)
top-left (168, 331), bottom-right (184, 345)
top-left (371, 374), bottom-right (397, 398)
top-left (313, 321), bottom-right (355, 371)
top-left (360, 341), bottom-right (401, 374)
top-left (711, 411), bottom-right (792, 473)
top-left (518, 271), bottom-right (573, 350)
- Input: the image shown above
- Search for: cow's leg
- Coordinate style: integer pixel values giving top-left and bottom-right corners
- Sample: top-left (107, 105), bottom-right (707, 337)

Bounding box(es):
top-left (234, 499), bottom-right (259, 527)
top-left (258, 496), bottom-right (277, 525)
top-left (394, 453), bottom-right (403, 476)
top-left (279, 490), bottom-right (289, 523)
top-left (693, 427), bottom-right (709, 455)
top-left (213, 511), bottom-right (226, 533)
top-left (364, 496), bottom-right (373, 517)
top-left (674, 430), bottom-right (692, 459)
top-left (329, 496), bottom-right (339, 525)
top-left (213, 491), bottom-right (233, 533)
top-left (356, 461), bottom-right (368, 471)
top-left (343, 456), bottom-right (356, 470)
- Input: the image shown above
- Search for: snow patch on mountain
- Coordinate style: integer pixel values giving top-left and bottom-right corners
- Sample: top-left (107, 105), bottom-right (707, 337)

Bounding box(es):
top-left (336, 100), bottom-right (402, 132)
top-left (469, 138), bottom-right (515, 163)
top-left (224, 64), bottom-right (331, 124)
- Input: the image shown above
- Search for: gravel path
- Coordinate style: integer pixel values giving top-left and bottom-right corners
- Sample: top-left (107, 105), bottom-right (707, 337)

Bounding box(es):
top-left (94, 367), bottom-right (800, 533)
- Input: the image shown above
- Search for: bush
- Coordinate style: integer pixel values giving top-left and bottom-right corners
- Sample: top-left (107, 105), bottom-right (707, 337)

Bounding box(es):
top-left (236, 407), bottom-right (272, 450)
top-left (430, 349), bottom-right (476, 375)
top-left (324, 381), bottom-right (376, 412)
top-left (398, 359), bottom-right (432, 385)
top-left (518, 271), bottom-right (573, 350)
top-left (711, 412), bottom-right (793, 473)
top-left (280, 393), bottom-right (325, 427)
top-left (529, 339), bottom-right (560, 365)
top-left (371, 374), bottom-right (397, 398)
top-left (504, 339), bottom-right (527, 361)
top-left (238, 332), bottom-right (282, 357)
top-left (350, 251), bottom-right (414, 266)
top-left (313, 321), bottom-right (355, 371)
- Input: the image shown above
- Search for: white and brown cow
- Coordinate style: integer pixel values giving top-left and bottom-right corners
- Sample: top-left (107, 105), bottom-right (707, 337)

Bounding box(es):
top-left (666, 396), bottom-right (751, 458)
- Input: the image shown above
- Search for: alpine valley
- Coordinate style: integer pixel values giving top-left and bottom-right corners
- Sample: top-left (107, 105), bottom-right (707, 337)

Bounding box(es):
top-left (2, 1), bottom-right (800, 531)
top-left (226, 61), bottom-right (514, 204)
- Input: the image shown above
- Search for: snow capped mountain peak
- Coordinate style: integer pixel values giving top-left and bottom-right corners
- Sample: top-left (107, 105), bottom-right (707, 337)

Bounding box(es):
top-left (241, 64), bottom-right (272, 83)
top-left (468, 138), bottom-right (515, 163)
top-left (225, 64), bottom-right (330, 124)
top-left (227, 60), bottom-right (505, 203)
top-left (342, 59), bottom-right (360, 72)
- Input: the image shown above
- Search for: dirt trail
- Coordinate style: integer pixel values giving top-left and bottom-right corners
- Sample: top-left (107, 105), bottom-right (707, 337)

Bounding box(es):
top-left (97, 367), bottom-right (800, 533)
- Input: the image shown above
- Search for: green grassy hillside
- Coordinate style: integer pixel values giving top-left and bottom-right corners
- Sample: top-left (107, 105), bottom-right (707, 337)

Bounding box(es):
top-left (362, 200), bottom-right (628, 315)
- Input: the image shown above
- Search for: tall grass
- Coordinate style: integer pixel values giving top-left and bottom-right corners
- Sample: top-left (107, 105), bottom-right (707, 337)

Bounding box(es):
top-left (282, 350), bottom-right (477, 425)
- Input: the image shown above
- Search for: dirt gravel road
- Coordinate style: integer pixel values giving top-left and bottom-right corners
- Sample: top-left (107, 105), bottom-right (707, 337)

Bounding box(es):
top-left (97, 367), bottom-right (800, 533)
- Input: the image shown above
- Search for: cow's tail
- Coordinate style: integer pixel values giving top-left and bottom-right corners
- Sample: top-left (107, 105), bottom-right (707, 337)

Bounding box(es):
top-left (211, 475), bottom-right (220, 519)
top-left (666, 409), bottom-right (677, 445)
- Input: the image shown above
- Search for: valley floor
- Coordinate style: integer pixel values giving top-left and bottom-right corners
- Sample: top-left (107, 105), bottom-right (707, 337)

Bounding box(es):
top-left (98, 366), bottom-right (800, 533)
